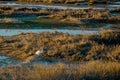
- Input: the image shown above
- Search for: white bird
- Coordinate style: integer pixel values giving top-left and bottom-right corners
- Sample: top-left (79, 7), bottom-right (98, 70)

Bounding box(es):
top-left (22, 60), bottom-right (30, 64)
top-left (35, 49), bottom-right (44, 55)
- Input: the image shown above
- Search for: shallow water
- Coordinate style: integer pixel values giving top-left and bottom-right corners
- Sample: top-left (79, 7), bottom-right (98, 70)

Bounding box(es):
top-left (0, 55), bottom-right (20, 67)
top-left (0, 29), bottom-right (97, 36)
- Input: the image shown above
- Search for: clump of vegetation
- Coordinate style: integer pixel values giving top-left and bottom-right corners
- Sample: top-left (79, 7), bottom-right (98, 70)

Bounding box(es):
top-left (0, 61), bottom-right (120, 80)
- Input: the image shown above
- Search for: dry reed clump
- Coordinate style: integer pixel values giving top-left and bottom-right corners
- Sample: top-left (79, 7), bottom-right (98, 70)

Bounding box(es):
top-left (0, 61), bottom-right (120, 80)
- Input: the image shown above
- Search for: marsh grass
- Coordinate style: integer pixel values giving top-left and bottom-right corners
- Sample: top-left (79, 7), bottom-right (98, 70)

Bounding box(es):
top-left (0, 61), bottom-right (120, 80)
top-left (0, 30), bottom-right (119, 62)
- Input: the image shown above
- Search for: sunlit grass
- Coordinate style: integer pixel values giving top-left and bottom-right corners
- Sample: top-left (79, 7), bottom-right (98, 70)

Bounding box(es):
top-left (0, 61), bottom-right (120, 80)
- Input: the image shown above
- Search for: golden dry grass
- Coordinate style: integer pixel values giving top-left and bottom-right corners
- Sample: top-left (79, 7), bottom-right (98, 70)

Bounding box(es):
top-left (0, 61), bottom-right (120, 80)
